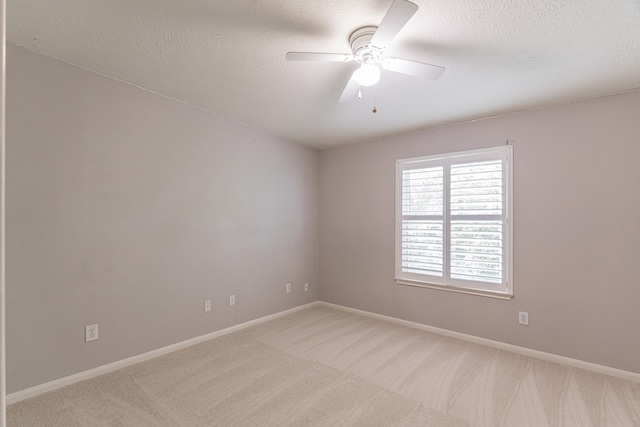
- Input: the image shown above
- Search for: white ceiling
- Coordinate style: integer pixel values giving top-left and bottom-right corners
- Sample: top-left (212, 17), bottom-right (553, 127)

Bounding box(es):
top-left (7, 0), bottom-right (640, 149)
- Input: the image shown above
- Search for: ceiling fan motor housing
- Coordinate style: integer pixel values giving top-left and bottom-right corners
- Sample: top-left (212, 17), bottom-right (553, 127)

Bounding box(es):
top-left (349, 26), bottom-right (382, 64)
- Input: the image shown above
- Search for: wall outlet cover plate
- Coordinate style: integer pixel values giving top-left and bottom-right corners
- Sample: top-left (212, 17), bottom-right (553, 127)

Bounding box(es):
top-left (85, 324), bottom-right (99, 342)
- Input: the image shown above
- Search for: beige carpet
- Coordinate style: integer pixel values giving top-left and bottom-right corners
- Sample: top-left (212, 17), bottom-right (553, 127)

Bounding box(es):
top-left (7, 306), bottom-right (640, 426)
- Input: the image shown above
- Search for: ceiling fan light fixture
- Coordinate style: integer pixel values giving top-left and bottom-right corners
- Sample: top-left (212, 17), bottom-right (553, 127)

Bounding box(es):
top-left (355, 62), bottom-right (381, 86)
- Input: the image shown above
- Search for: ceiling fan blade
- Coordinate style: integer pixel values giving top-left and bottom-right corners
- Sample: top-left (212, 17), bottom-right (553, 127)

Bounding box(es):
top-left (382, 57), bottom-right (445, 80)
top-left (370, 0), bottom-right (418, 49)
top-left (338, 71), bottom-right (360, 103)
top-left (286, 52), bottom-right (353, 62)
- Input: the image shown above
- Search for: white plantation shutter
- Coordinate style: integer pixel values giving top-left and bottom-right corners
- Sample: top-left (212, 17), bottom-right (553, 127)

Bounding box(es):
top-left (448, 157), bottom-right (505, 290)
top-left (401, 165), bottom-right (444, 282)
top-left (396, 146), bottom-right (512, 297)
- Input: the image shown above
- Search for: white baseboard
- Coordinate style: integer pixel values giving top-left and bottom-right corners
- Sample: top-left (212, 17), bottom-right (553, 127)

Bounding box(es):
top-left (318, 301), bottom-right (640, 383)
top-left (6, 302), bottom-right (317, 405)
top-left (8, 300), bottom-right (639, 405)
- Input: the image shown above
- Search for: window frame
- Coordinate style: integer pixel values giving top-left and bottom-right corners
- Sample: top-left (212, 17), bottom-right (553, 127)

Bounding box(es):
top-left (395, 145), bottom-right (513, 300)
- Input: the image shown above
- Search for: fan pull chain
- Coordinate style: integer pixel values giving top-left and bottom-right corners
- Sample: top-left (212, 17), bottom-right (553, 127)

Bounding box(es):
top-left (372, 86), bottom-right (377, 113)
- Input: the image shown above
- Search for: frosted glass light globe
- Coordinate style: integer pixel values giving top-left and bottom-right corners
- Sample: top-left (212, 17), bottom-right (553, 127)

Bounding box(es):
top-left (355, 63), bottom-right (381, 87)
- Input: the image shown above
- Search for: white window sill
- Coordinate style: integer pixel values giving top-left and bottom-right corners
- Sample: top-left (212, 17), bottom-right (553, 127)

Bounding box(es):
top-left (395, 278), bottom-right (513, 300)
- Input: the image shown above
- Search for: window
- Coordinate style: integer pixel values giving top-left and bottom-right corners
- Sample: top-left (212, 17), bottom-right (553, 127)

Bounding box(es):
top-left (395, 146), bottom-right (513, 299)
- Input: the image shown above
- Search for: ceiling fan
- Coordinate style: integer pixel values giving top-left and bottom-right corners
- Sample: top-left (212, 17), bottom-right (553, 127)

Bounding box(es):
top-left (286, 0), bottom-right (445, 103)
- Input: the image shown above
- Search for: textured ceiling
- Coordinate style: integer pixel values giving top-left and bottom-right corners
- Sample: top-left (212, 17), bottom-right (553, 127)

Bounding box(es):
top-left (7, 0), bottom-right (640, 149)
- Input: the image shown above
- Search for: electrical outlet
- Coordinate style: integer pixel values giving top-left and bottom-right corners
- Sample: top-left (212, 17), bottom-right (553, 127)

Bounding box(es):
top-left (286, 283), bottom-right (291, 293)
top-left (204, 300), bottom-right (211, 313)
top-left (229, 295), bottom-right (235, 306)
top-left (85, 324), bottom-right (99, 342)
top-left (519, 311), bottom-right (529, 326)
top-left (304, 283), bottom-right (309, 292)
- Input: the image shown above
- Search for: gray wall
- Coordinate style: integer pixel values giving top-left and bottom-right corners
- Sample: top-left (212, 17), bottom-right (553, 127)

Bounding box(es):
top-left (320, 90), bottom-right (640, 374)
top-left (6, 45), bottom-right (320, 393)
